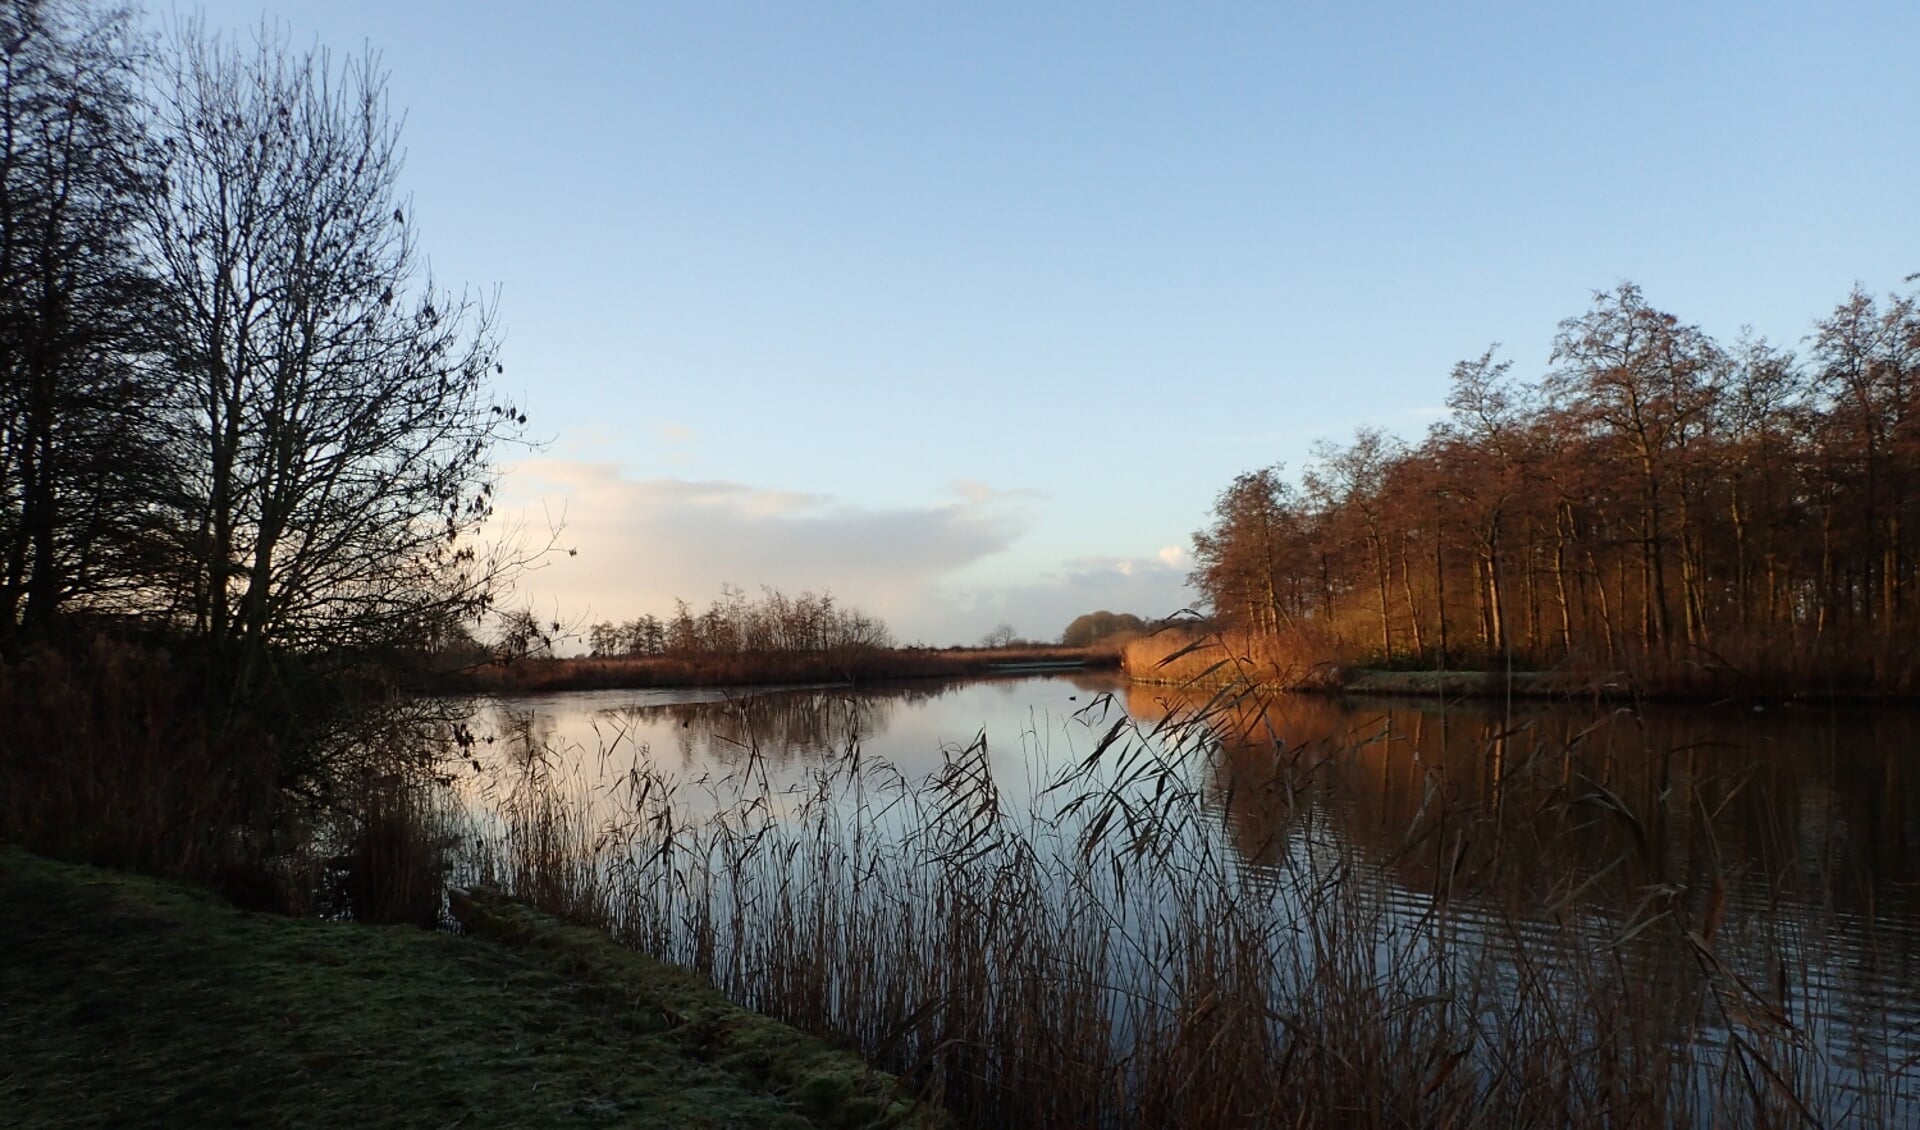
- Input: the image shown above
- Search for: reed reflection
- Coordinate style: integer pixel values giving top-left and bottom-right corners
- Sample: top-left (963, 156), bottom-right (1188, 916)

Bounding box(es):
top-left (456, 675), bottom-right (1920, 1121)
top-left (1132, 683), bottom-right (1920, 1066)
top-left (1135, 688), bottom-right (1915, 895)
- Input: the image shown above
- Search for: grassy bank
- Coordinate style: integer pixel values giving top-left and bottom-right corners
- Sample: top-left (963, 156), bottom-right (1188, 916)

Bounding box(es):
top-left (442, 645), bottom-right (1116, 695)
top-left (0, 846), bottom-right (939, 1129)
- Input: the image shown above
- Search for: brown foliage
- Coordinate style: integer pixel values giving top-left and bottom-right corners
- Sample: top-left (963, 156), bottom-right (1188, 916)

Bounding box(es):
top-left (1188, 279), bottom-right (1920, 696)
top-left (445, 645), bottom-right (1117, 695)
top-left (1121, 624), bottom-right (1339, 689)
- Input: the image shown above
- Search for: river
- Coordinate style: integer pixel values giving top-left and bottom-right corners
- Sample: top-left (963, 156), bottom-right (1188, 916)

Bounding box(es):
top-left (458, 674), bottom-right (1920, 1122)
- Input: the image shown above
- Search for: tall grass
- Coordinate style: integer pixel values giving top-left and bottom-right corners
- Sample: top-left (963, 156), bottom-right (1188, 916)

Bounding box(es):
top-left (0, 638), bottom-right (278, 879)
top-left (1128, 618), bottom-right (1920, 704)
top-left (0, 635), bottom-right (474, 920)
top-left (453, 675), bottom-right (1920, 1127)
top-left (1120, 623), bottom-right (1339, 691)
top-left (446, 645), bottom-right (1118, 695)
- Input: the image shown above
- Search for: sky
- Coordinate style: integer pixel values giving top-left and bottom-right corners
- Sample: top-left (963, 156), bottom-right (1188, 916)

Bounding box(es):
top-left (180, 1), bottom-right (1920, 645)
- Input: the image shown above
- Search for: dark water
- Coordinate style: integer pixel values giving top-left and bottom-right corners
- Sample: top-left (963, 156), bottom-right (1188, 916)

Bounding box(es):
top-left (467, 675), bottom-right (1920, 1114)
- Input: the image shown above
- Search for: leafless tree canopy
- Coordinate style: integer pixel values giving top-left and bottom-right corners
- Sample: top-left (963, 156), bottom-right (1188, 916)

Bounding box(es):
top-left (141, 23), bottom-right (525, 688)
top-left (0, 6), bottom-right (530, 698)
top-left (1191, 281), bottom-right (1920, 686)
top-left (0, 0), bottom-right (165, 630)
top-left (582, 586), bottom-right (893, 660)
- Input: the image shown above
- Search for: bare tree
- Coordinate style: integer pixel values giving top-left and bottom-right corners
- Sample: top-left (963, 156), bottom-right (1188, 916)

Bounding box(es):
top-left (1549, 285), bottom-right (1723, 650)
top-left (1810, 286), bottom-right (1919, 637)
top-left (139, 23), bottom-right (527, 693)
top-left (0, 0), bottom-right (166, 637)
top-left (1436, 348), bottom-right (1531, 657)
top-left (1307, 427), bottom-right (1406, 661)
top-left (1190, 466), bottom-right (1307, 635)
top-left (980, 623), bottom-right (1015, 649)
top-left (1181, 277), bottom-right (1920, 687)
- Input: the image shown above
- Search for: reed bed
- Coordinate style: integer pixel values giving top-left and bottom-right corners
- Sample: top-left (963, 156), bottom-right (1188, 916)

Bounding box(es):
top-left (0, 638), bottom-right (279, 884)
top-left (1120, 624), bottom-right (1340, 692)
top-left (451, 682), bottom-right (1919, 1129)
top-left (444, 645), bottom-right (1118, 695)
top-left (1125, 619), bottom-right (1920, 704)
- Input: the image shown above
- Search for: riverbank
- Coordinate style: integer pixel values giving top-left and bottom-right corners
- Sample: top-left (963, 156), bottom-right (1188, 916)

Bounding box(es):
top-left (1118, 629), bottom-right (1920, 703)
top-left (0, 846), bottom-right (941, 1129)
top-left (1145, 664), bottom-right (1920, 704)
top-left (439, 645), bottom-right (1117, 696)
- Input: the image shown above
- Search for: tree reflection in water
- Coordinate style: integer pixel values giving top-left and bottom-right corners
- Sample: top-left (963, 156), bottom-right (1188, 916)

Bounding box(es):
top-left (457, 677), bottom-right (1920, 1125)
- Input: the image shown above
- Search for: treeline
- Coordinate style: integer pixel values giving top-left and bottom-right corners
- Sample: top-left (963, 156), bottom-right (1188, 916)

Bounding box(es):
top-left (1, 1), bottom-right (522, 893)
top-left (1058, 610), bottom-right (1148, 647)
top-left (579, 587), bottom-right (892, 658)
top-left (1191, 280), bottom-right (1920, 689)
top-left (0, 1), bottom-right (520, 691)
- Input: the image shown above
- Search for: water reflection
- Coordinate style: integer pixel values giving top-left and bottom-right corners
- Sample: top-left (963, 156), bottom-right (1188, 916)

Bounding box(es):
top-left (1128, 682), bottom-right (1920, 1097)
top-left (1140, 685), bottom-right (1920, 916)
top-left (459, 677), bottom-right (1920, 1120)
top-left (472, 676), bottom-right (1114, 780)
top-left (472, 679), bottom-right (1920, 934)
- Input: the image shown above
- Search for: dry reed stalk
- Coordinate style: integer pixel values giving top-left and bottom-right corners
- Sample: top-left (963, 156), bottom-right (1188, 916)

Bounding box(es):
top-left (451, 674), bottom-right (1918, 1128)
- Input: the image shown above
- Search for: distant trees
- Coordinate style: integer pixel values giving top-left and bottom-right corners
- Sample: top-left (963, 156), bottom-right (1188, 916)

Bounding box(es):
top-left (583, 587), bottom-right (892, 659)
top-left (0, 5), bottom-right (530, 705)
top-left (1188, 278), bottom-right (1920, 684)
top-left (1058, 610), bottom-right (1146, 647)
top-left (978, 623), bottom-right (1016, 649)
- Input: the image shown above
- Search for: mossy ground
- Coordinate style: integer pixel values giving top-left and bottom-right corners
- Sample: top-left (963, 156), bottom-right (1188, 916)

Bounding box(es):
top-left (0, 847), bottom-right (940, 1129)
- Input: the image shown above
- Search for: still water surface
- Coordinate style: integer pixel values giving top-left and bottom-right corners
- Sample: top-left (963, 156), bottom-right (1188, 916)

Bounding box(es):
top-left (466, 674), bottom-right (1920, 1114)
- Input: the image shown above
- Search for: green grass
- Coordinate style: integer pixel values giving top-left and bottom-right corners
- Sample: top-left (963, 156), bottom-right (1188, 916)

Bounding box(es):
top-left (0, 846), bottom-right (940, 1130)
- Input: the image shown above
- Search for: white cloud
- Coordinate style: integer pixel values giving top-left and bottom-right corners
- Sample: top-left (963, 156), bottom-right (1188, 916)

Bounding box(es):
top-left (914, 551), bottom-right (1199, 645)
top-left (486, 459), bottom-right (1197, 646)
top-left (953, 479), bottom-right (1046, 505)
top-left (490, 460), bottom-right (1026, 636)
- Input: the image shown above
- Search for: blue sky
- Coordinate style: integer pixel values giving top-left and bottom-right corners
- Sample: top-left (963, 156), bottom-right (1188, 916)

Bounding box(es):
top-left (184, 1), bottom-right (1919, 644)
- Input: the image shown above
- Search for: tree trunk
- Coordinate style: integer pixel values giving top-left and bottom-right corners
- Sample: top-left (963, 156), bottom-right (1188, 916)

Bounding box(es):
top-left (1400, 534), bottom-right (1425, 662)
top-left (1372, 531), bottom-right (1393, 662)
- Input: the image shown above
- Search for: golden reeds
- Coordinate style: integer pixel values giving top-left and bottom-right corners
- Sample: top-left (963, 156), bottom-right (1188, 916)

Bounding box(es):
top-left (444, 645), bottom-right (1119, 696)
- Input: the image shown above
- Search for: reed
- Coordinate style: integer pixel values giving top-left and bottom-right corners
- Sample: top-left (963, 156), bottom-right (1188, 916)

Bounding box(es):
top-left (0, 636), bottom-right (478, 920)
top-left (443, 645), bottom-right (1118, 696)
top-left (455, 677), bottom-right (1920, 1127)
top-left (1120, 623), bottom-right (1339, 690)
top-left (0, 638), bottom-right (276, 881)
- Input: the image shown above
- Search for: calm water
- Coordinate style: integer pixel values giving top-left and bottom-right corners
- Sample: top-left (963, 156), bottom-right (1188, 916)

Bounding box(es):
top-left (464, 674), bottom-right (1920, 1115)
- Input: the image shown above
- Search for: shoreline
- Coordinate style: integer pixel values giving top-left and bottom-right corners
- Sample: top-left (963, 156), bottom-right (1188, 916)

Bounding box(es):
top-left (431, 645), bottom-right (1119, 696)
top-left (0, 846), bottom-right (943, 1129)
top-left (1125, 664), bottom-right (1920, 706)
